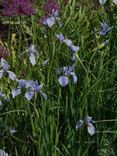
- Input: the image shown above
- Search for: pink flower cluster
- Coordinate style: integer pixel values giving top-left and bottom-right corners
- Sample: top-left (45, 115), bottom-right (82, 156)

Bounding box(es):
top-left (0, 0), bottom-right (35, 16)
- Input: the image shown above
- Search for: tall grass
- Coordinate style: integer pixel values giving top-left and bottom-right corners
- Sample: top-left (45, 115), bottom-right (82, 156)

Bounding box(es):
top-left (0, 0), bottom-right (117, 155)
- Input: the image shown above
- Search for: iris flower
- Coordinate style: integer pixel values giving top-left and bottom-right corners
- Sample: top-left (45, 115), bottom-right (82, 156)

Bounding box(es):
top-left (0, 58), bottom-right (16, 81)
top-left (58, 64), bottom-right (77, 87)
top-left (76, 115), bottom-right (96, 136)
top-left (12, 79), bottom-right (47, 101)
top-left (41, 0), bottom-right (61, 27)
top-left (99, 22), bottom-right (112, 36)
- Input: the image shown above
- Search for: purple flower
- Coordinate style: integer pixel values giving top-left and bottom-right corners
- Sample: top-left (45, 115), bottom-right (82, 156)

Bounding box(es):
top-left (44, 0), bottom-right (60, 15)
top-left (76, 115), bottom-right (96, 136)
top-left (0, 58), bottom-right (16, 81)
top-left (40, 0), bottom-right (61, 27)
top-left (25, 81), bottom-right (47, 100)
top-left (12, 79), bottom-right (47, 101)
top-left (12, 79), bottom-right (28, 98)
top-left (99, 22), bottom-right (112, 36)
top-left (58, 64), bottom-right (77, 87)
top-left (1, 0), bottom-right (35, 17)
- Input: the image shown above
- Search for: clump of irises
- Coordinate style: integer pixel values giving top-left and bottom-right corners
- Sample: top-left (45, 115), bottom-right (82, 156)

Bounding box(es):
top-left (76, 115), bottom-right (96, 136)
top-left (58, 64), bottom-right (77, 87)
top-left (12, 79), bottom-right (47, 101)
top-left (0, 56), bottom-right (47, 101)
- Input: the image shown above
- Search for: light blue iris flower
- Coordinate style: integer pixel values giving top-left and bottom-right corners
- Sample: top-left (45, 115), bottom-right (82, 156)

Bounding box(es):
top-left (76, 115), bottom-right (96, 136)
top-left (0, 58), bottom-right (16, 81)
top-left (99, 22), bottom-right (112, 36)
top-left (12, 79), bottom-right (47, 101)
top-left (44, 10), bottom-right (61, 28)
top-left (58, 64), bottom-right (77, 87)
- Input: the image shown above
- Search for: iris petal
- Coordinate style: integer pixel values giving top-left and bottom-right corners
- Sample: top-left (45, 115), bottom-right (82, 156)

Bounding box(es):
top-left (87, 123), bottom-right (96, 136)
top-left (8, 71), bottom-right (17, 81)
top-left (58, 76), bottom-right (69, 87)
top-left (12, 88), bottom-right (21, 98)
top-left (25, 90), bottom-right (34, 100)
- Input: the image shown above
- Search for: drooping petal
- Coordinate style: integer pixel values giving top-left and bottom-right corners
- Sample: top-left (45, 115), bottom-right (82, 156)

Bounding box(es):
top-left (29, 54), bottom-right (36, 65)
top-left (87, 123), bottom-right (96, 136)
top-left (1, 58), bottom-right (10, 72)
top-left (58, 76), bottom-right (69, 87)
top-left (12, 88), bottom-right (21, 98)
top-left (70, 72), bottom-right (77, 84)
top-left (7, 71), bottom-right (16, 81)
top-left (46, 17), bottom-right (55, 27)
top-left (76, 120), bottom-right (83, 130)
top-left (25, 90), bottom-right (34, 100)
top-left (0, 70), bottom-right (3, 79)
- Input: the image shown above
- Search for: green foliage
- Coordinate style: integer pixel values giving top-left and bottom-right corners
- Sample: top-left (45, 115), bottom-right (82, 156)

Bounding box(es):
top-left (0, 0), bottom-right (117, 155)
